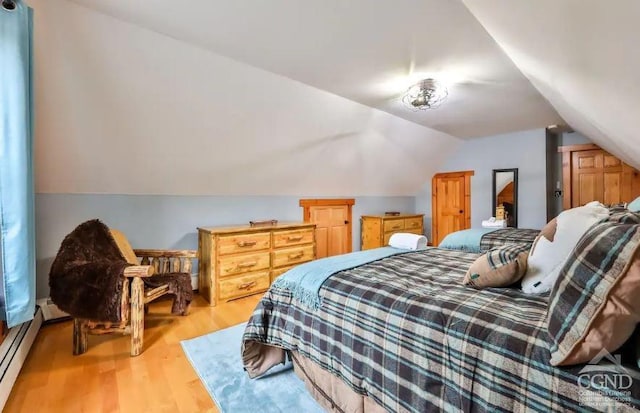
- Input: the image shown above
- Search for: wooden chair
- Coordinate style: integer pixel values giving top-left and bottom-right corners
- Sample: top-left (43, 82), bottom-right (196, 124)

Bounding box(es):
top-left (73, 229), bottom-right (196, 357)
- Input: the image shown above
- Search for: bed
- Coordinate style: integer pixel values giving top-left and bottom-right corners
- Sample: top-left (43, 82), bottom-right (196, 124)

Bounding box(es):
top-left (438, 227), bottom-right (540, 253)
top-left (242, 245), bottom-right (640, 412)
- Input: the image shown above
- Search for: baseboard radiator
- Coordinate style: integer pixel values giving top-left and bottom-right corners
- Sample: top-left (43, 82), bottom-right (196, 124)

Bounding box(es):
top-left (0, 307), bottom-right (43, 410)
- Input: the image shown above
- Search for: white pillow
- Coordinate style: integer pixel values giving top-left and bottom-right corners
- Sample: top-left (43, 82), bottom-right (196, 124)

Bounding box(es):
top-left (521, 202), bottom-right (609, 294)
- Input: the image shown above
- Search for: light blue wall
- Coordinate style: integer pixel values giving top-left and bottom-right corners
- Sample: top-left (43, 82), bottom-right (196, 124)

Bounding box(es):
top-left (37, 129), bottom-right (589, 298)
top-left (416, 128), bottom-right (548, 235)
top-left (35, 194), bottom-right (415, 298)
top-left (561, 131), bottom-right (592, 146)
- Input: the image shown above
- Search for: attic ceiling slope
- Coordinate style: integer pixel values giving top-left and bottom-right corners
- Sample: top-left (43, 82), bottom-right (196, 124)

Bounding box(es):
top-left (68, 0), bottom-right (562, 139)
top-left (31, 0), bottom-right (462, 196)
top-left (463, 0), bottom-right (640, 169)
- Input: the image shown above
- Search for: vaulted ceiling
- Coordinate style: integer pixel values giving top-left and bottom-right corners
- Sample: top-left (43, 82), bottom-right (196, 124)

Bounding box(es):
top-left (463, 0), bottom-right (640, 169)
top-left (65, 0), bottom-right (563, 139)
top-left (29, 0), bottom-right (639, 196)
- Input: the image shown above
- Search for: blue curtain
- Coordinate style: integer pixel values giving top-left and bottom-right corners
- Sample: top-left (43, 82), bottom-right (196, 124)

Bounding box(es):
top-left (0, 0), bottom-right (35, 328)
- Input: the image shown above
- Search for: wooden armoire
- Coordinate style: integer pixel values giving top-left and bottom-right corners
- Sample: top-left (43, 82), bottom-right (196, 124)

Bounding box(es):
top-left (559, 144), bottom-right (640, 209)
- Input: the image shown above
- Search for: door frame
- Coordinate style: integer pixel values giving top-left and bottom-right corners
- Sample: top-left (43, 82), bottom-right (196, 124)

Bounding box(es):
top-left (559, 143), bottom-right (601, 210)
top-left (431, 171), bottom-right (474, 245)
top-left (299, 198), bottom-right (355, 253)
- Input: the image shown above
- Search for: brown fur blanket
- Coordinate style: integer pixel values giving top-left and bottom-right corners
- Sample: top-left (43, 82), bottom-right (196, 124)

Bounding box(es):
top-left (49, 219), bottom-right (192, 322)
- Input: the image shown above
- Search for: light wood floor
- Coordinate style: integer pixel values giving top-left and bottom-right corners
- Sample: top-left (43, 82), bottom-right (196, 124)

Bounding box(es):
top-left (5, 293), bottom-right (262, 413)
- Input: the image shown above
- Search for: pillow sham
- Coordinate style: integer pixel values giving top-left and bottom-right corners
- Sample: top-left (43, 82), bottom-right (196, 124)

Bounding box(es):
top-left (546, 210), bottom-right (640, 366)
top-left (462, 244), bottom-right (529, 288)
top-left (521, 202), bottom-right (609, 294)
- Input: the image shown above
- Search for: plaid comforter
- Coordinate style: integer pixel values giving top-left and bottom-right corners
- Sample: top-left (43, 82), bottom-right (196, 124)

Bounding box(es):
top-left (479, 228), bottom-right (540, 251)
top-left (548, 210), bottom-right (640, 365)
top-left (242, 248), bottom-right (640, 412)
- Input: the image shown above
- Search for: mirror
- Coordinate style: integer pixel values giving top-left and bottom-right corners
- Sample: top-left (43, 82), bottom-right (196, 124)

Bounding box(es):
top-left (492, 168), bottom-right (518, 228)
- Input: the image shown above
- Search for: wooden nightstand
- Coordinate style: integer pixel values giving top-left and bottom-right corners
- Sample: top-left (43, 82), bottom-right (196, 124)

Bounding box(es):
top-left (360, 214), bottom-right (425, 250)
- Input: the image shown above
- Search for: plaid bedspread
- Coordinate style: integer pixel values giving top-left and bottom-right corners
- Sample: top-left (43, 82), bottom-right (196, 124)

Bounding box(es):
top-left (242, 248), bottom-right (640, 412)
top-left (479, 227), bottom-right (540, 251)
top-left (548, 210), bottom-right (640, 365)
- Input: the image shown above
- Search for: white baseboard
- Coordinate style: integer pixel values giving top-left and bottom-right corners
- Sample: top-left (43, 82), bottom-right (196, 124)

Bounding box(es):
top-left (0, 307), bottom-right (43, 410)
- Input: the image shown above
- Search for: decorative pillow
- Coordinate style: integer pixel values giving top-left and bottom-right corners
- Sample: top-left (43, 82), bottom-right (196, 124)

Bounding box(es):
top-left (546, 210), bottom-right (640, 366)
top-left (628, 196), bottom-right (640, 213)
top-left (521, 202), bottom-right (609, 294)
top-left (462, 244), bottom-right (529, 288)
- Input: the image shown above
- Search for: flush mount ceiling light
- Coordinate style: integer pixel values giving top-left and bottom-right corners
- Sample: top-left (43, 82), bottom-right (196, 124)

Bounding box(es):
top-left (402, 78), bottom-right (448, 110)
top-left (2, 0), bottom-right (17, 11)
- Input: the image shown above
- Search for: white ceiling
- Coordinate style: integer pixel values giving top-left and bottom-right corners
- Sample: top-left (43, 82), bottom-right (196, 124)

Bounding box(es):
top-left (31, 0), bottom-right (460, 196)
top-left (66, 0), bottom-right (563, 139)
top-left (29, 0), bottom-right (640, 196)
top-left (463, 0), bottom-right (640, 169)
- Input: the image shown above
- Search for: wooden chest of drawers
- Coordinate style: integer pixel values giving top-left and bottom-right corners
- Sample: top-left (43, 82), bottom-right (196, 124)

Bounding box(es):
top-left (197, 222), bottom-right (316, 306)
top-left (360, 214), bottom-right (425, 250)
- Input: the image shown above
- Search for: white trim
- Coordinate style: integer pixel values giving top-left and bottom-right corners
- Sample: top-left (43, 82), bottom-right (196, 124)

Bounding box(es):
top-left (0, 307), bottom-right (42, 410)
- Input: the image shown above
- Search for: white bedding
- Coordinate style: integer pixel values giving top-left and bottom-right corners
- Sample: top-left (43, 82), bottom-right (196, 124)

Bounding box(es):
top-left (521, 201), bottom-right (609, 294)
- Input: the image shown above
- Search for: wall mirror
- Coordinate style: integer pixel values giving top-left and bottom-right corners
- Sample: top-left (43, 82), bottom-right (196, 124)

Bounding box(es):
top-left (492, 168), bottom-right (518, 227)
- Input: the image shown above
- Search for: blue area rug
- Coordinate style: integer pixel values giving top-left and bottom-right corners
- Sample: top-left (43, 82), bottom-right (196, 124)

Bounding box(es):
top-left (181, 323), bottom-right (324, 413)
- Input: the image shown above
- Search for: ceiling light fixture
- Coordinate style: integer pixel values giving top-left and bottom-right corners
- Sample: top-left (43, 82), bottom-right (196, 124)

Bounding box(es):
top-left (2, 0), bottom-right (16, 11)
top-left (402, 78), bottom-right (448, 110)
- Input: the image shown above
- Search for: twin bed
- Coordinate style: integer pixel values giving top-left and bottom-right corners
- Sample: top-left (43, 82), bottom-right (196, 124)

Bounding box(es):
top-left (437, 227), bottom-right (540, 253)
top-left (241, 217), bottom-right (640, 412)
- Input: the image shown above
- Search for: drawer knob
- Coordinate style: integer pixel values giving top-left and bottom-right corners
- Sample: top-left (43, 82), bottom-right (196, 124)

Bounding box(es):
top-left (287, 235), bottom-right (304, 242)
top-left (288, 251), bottom-right (304, 260)
top-left (237, 240), bottom-right (257, 247)
top-left (238, 281), bottom-right (257, 290)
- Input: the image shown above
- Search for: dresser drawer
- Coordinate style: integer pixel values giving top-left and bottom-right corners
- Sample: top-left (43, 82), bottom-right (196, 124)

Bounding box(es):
top-left (271, 265), bottom-right (294, 283)
top-left (383, 219), bottom-right (405, 233)
top-left (218, 251), bottom-right (270, 276)
top-left (383, 228), bottom-right (424, 246)
top-left (272, 245), bottom-right (314, 268)
top-left (218, 271), bottom-right (270, 301)
top-left (218, 233), bottom-right (271, 255)
top-left (404, 217), bottom-right (423, 231)
top-left (273, 228), bottom-right (314, 248)
top-left (198, 222), bottom-right (317, 306)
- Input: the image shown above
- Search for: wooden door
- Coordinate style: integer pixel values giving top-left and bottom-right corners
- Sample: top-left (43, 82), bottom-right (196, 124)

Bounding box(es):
top-left (300, 199), bottom-right (354, 258)
top-left (571, 149), bottom-right (605, 207)
top-left (432, 171), bottom-right (473, 246)
top-left (562, 144), bottom-right (640, 209)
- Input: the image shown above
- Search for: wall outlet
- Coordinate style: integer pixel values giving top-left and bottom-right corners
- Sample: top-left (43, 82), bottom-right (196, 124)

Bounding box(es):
top-left (554, 190), bottom-right (563, 198)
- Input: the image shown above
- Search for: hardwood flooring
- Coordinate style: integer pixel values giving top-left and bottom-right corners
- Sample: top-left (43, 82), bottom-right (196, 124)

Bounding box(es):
top-left (4, 293), bottom-right (262, 413)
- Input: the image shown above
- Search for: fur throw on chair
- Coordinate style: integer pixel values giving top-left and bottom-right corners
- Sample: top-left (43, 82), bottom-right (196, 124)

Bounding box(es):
top-left (49, 219), bottom-right (192, 322)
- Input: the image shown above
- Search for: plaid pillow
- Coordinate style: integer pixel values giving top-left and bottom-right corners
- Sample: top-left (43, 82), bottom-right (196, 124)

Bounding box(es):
top-left (462, 244), bottom-right (529, 288)
top-left (546, 210), bottom-right (640, 366)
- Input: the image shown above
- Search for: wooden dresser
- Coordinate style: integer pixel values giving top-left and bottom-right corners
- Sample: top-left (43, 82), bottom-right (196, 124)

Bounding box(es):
top-left (197, 222), bottom-right (316, 306)
top-left (360, 214), bottom-right (425, 250)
